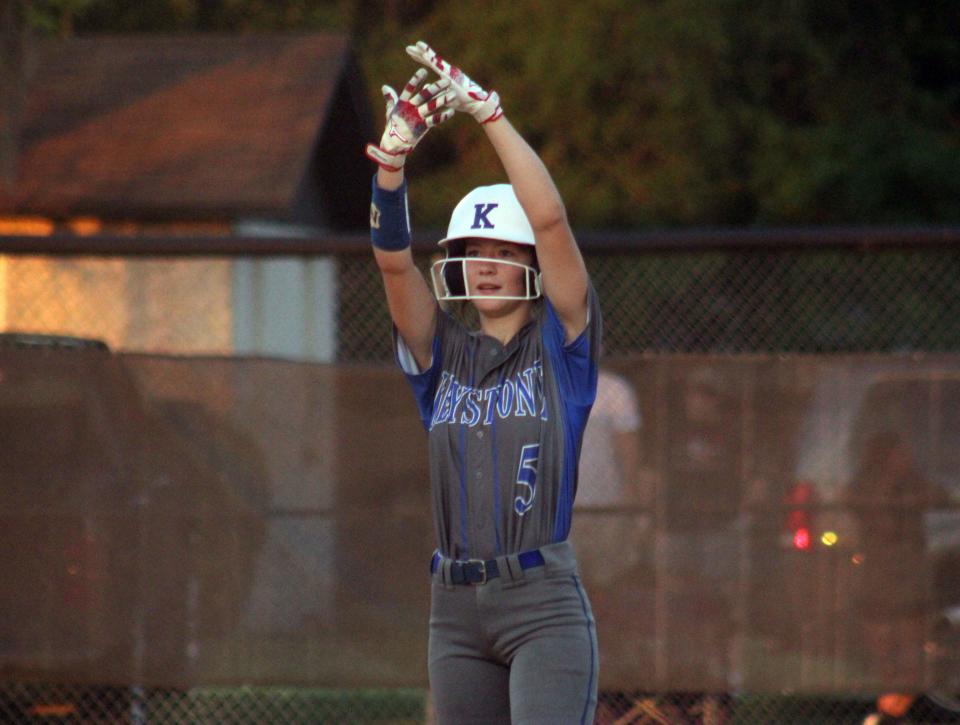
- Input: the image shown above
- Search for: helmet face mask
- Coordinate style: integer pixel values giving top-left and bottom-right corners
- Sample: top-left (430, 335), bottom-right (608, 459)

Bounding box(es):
top-left (436, 184), bottom-right (541, 302)
top-left (431, 255), bottom-right (542, 301)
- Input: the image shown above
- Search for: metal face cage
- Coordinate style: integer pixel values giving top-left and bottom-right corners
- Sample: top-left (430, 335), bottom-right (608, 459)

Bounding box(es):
top-left (430, 256), bottom-right (543, 302)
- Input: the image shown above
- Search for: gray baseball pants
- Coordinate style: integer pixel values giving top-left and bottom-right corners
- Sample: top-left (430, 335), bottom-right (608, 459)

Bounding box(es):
top-left (428, 541), bottom-right (598, 724)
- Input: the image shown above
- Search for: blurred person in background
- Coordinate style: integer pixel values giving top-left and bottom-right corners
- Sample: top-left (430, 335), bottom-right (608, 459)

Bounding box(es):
top-left (660, 367), bottom-right (742, 724)
top-left (847, 430), bottom-right (949, 725)
top-left (570, 366), bottom-right (647, 721)
top-left (572, 366), bottom-right (644, 582)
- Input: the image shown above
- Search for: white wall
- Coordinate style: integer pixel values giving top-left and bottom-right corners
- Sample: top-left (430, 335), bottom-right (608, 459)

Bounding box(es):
top-left (231, 256), bottom-right (337, 363)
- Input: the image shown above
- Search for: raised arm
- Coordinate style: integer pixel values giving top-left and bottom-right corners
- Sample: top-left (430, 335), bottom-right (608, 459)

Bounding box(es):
top-left (483, 118), bottom-right (589, 339)
top-left (365, 69), bottom-right (453, 370)
top-left (406, 41), bottom-right (589, 342)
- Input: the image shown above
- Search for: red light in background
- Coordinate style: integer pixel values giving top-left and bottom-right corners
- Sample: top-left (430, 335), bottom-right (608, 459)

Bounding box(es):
top-left (785, 481), bottom-right (817, 551)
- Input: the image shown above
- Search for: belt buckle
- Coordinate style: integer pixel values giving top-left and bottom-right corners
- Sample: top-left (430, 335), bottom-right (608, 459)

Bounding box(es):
top-left (466, 558), bottom-right (487, 585)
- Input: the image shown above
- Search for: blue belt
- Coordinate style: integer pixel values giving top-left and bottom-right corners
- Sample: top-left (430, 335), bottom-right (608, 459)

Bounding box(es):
top-left (431, 549), bottom-right (546, 585)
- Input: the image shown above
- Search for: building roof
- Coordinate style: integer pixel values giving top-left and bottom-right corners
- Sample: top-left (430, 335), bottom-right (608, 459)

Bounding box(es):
top-left (5, 33), bottom-right (373, 229)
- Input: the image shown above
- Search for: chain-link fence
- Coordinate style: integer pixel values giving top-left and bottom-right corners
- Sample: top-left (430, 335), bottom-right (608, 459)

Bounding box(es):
top-left (340, 241), bottom-right (960, 362)
top-left (0, 234), bottom-right (959, 724)
top-left (4, 238), bottom-right (958, 361)
top-left (9, 683), bottom-right (956, 724)
top-left (0, 683), bottom-right (428, 723)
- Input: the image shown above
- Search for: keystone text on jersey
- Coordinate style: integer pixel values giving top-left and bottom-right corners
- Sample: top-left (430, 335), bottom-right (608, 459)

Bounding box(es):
top-left (429, 362), bottom-right (547, 429)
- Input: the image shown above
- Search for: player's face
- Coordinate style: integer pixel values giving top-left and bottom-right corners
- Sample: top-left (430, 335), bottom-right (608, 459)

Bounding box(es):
top-left (462, 239), bottom-right (535, 310)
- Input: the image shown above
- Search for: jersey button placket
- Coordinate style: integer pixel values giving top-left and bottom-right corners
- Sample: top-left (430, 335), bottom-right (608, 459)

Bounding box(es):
top-left (473, 468), bottom-right (487, 533)
top-left (468, 429), bottom-right (487, 541)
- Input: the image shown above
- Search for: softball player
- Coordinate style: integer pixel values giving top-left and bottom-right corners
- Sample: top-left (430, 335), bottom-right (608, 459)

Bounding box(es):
top-left (366, 41), bottom-right (601, 724)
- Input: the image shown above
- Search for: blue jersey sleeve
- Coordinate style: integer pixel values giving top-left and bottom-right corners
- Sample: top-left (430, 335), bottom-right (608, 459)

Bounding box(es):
top-left (541, 283), bottom-right (602, 407)
top-left (541, 284), bottom-right (603, 541)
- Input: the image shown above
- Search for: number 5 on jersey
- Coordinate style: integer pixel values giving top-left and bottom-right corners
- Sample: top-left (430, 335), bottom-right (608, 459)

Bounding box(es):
top-left (514, 443), bottom-right (539, 516)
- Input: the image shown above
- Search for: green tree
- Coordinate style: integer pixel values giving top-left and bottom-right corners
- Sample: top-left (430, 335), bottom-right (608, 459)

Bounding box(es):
top-left (359, 1), bottom-right (741, 227)
top-left (359, 0), bottom-right (960, 228)
top-left (22, 0), bottom-right (96, 36)
top-left (727, 1), bottom-right (960, 224)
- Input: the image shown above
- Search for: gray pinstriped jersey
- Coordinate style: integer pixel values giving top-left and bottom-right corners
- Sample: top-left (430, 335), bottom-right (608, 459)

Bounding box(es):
top-left (397, 287), bottom-right (602, 560)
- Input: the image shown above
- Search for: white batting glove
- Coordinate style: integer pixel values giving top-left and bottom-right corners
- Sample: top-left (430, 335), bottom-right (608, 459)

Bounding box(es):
top-left (405, 41), bottom-right (504, 124)
top-left (365, 68), bottom-right (455, 172)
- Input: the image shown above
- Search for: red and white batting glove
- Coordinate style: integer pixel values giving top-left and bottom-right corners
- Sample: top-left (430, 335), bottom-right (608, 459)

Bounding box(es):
top-left (365, 68), bottom-right (455, 172)
top-left (405, 41), bottom-right (504, 125)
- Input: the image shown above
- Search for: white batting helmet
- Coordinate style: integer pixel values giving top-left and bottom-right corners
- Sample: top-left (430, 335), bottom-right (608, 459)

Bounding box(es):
top-left (439, 184), bottom-right (536, 248)
top-left (433, 184), bottom-right (542, 301)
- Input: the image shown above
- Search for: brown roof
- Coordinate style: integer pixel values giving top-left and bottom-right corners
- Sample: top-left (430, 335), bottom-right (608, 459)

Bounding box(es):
top-left (7, 33), bottom-right (372, 226)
